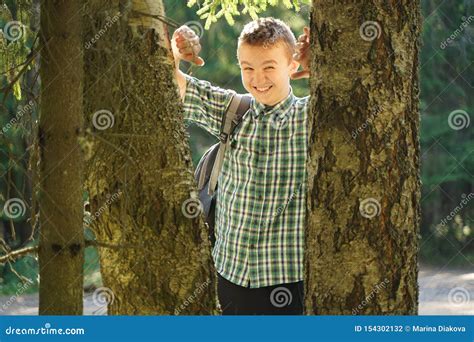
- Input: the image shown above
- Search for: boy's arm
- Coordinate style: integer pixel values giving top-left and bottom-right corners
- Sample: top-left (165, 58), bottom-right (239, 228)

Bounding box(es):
top-left (172, 25), bottom-right (205, 101)
top-left (175, 68), bottom-right (187, 101)
top-left (180, 72), bottom-right (235, 138)
top-left (172, 25), bottom-right (235, 137)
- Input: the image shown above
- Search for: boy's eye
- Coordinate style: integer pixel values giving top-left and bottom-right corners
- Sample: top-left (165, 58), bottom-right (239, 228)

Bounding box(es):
top-left (265, 66), bottom-right (275, 70)
top-left (244, 67), bottom-right (253, 71)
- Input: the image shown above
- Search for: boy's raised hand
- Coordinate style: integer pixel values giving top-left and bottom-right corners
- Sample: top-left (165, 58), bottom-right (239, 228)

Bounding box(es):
top-left (291, 26), bottom-right (310, 79)
top-left (172, 25), bottom-right (205, 66)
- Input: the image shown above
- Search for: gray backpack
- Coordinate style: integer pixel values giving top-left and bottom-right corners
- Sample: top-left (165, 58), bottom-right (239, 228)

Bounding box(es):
top-left (193, 94), bottom-right (252, 247)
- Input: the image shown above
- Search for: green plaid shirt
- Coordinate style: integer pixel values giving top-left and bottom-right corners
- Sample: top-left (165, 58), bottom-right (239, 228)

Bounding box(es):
top-left (183, 74), bottom-right (309, 288)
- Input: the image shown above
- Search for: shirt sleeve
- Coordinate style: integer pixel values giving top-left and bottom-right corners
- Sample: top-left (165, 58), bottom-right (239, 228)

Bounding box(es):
top-left (182, 74), bottom-right (236, 138)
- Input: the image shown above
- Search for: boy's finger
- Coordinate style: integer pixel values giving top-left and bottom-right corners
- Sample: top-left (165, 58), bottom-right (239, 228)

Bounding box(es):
top-left (294, 46), bottom-right (309, 57)
top-left (177, 40), bottom-right (194, 49)
top-left (192, 56), bottom-right (205, 66)
top-left (297, 45), bottom-right (310, 56)
top-left (173, 26), bottom-right (197, 41)
top-left (296, 41), bottom-right (309, 49)
top-left (290, 69), bottom-right (310, 80)
top-left (179, 47), bottom-right (194, 55)
top-left (189, 36), bottom-right (200, 47)
top-left (181, 51), bottom-right (205, 66)
top-left (173, 28), bottom-right (187, 39)
top-left (176, 40), bottom-right (189, 49)
top-left (183, 28), bottom-right (197, 38)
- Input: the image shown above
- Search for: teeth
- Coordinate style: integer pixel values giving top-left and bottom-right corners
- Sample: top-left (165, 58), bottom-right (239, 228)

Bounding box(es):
top-left (255, 86), bottom-right (271, 92)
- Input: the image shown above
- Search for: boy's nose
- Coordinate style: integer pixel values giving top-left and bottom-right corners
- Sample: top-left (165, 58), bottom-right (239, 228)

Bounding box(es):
top-left (253, 71), bottom-right (267, 86)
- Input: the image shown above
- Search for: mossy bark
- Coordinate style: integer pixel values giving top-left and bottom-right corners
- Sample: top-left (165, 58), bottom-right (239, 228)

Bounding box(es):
top-left (305, 0), bottom-right (422, 314)
top-left (38, 0), bottom-right (84, 315)
top-left (83, 0), bottom-right (217, 314)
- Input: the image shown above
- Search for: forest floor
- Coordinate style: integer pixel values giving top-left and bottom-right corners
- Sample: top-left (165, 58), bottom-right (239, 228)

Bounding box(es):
top-left (1, 264), bottom-right (472, 315)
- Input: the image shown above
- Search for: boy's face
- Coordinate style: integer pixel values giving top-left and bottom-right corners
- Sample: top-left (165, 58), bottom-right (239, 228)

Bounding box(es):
top-left (238, 41), bottom-right (299, 106)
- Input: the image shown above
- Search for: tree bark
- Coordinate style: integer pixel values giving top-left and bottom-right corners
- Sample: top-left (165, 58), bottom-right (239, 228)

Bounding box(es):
top-left (305, 0), bottom-right (421, 314)
top-left (83, 0), bottom-right (217, 314)
top-left (38, 0), bottom-right (84, 314)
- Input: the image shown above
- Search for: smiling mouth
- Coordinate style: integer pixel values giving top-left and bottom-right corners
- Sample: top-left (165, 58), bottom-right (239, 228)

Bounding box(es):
top-left (253, 85), bottom-right (272, 93)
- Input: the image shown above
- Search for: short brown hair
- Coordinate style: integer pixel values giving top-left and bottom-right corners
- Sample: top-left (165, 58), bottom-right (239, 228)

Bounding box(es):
top-left (238, 17), bottom-right (296, 60)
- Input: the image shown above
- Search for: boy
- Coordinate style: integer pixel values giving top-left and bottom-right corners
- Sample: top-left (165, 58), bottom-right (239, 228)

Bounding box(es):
top-left (172, 17), bottom-right (310, 315)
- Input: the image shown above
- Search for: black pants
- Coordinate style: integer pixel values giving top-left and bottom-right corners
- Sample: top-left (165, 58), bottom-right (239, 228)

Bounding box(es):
top-left (217, 273), bottom-right (304, 315)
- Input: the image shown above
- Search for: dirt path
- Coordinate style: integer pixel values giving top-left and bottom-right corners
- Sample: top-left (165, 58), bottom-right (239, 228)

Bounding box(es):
top-left (1, 265), bottom-right (472, 315)
top-left (418, 265), bottom-right (473, 315)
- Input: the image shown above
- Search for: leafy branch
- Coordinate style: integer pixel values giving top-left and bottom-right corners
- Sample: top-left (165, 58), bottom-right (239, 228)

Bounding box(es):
top-left (187, 0), bottom-right (311, 29)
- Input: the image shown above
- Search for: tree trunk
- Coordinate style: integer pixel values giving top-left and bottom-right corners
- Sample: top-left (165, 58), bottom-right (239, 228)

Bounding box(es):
top-left (38, 0), bottom-right (84, 314)
top-left (83, 0), bottom-right (217, 314)
top-left (305, 0), bottom-right (421, 314)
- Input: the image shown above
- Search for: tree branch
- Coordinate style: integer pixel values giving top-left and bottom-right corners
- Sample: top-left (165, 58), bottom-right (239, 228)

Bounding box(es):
top-left (0, 240), bottom-right (140, 263)
top-left (0, 246), bottom-right (38, 263)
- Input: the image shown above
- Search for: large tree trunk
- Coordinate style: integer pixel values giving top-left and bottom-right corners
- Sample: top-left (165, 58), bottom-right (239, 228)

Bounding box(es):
top-left (305, 0), bottom-right (421, 314)
top-left (38, 0), bottom-right (84, 314)
top-left (83, 0), bottom-right (217, 314)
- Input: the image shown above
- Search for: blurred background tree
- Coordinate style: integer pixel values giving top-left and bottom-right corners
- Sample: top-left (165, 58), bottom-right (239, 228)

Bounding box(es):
top-left (0, 0), bottom-right (39, 296)
top-left (418, 0), bottom-right (473, 265)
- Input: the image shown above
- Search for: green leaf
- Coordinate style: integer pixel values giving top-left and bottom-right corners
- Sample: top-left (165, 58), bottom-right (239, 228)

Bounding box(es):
top-left (224, 11), bottom-right (235, 25)
top-left (13, 80), bottom-right (21, 100)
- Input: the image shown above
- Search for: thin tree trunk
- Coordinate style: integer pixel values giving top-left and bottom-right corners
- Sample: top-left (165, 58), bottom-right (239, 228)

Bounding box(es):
top-left (83, 0), bottom-right (217, 314)
top-left (38, 0), bottom-right (84, 314)
top-left (305, 0), bottom-right (421, 314)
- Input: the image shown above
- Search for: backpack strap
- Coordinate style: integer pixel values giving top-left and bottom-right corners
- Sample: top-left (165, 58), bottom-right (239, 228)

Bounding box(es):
top-left (208, 94), bottom-right (251, 196)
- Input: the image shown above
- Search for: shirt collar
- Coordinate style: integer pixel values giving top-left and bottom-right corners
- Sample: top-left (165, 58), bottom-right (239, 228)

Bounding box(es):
top-left (250, 87), bottom-right (295, 120)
